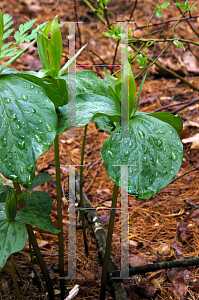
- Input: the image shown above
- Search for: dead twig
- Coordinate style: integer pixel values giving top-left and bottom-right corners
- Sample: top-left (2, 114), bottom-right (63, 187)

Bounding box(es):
top-left (171, 164), bottom-right (199, 184)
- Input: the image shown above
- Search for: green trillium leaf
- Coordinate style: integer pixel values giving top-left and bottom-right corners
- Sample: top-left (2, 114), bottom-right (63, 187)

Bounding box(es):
top-left (27, 173), bottom-right (52, 192)
top-left (16, 207), bottom-right (60, 235)
top-left (24, 191), bottom-right (52, 215)
top-left (0, 210), bottom-right (27, 271)
top-left (57, 93), bottom-right (118, 135)
top-left (0, 185), bottom-right (13, 202)
top-left (0, 74), bottom-right (57, 186)
top-left (60, 70), bottom-right (113, 98)
top-left (147, 112), bottom-right (183, 133)
top-left (101, 112), bottom-right (183, 199)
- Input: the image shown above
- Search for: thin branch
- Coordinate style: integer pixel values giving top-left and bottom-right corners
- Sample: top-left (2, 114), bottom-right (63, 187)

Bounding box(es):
top-left (171, 98), bottom-right (199, 114)
top-left (129, 43), bottom-right (199, 93)
top-left (135, 41), bottom-right (172, 78)
top-left (129, 0), bottom-right (138, 20)
top-left (82, 0), bottom-right (106, 25)
top-left (154, 98), bottom-right (199, 112)
top-left (111, 39), bottom-right (119, 74)
top-left (74, 0), bottom-right (82, 49)
top-left (173, 0), bottom-right (199, 38)
top-left (126, 15), bottom-right (199, 28)
top-left (112, 256), bottom-right (199, 278)
top-left (171, 164), bottom-right (199, 184)
top-left (129, 38), bottom-right (199, 47)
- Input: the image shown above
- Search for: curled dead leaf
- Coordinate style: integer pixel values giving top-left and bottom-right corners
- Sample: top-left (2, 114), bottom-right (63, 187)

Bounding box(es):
top-left (182, 133), bottom-right (199, 149)
top-left (151, 243), bottom-right (175, 258)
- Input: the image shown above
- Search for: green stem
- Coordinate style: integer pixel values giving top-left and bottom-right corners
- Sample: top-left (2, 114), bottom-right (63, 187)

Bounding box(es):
top-left (100, 184), bottom-right (119, 300)
top-left (13, 182), bottom-right (55, 300)
top-left (172, 9), bottom-right (188, 38)
top-left (147, 0), bottom-right (162, 39)
top-left (80, 124), bottom-right (89, 254)
top-left (54, 134), bottom-right (65, 300)
top-left (11, 254), bottom-right (21, 300)
top-left (128, 37), bottom-right (199, 47)
top-left (136, 41), bottom-right (172, 78)
top-left (130, 43), bottom-right (199, 92)
top-left (82, 0), bottom-right (106, 24)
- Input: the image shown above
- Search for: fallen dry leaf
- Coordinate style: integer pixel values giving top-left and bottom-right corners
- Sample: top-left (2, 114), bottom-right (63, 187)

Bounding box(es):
top-left (182, 133), bottom-right (199, 149)
top-left (181, 50), bottom-right (199, 74)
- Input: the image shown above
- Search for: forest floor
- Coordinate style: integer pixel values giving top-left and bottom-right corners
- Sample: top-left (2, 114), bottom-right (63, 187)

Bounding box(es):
top-left (0, 0), bottom-right (199, 299)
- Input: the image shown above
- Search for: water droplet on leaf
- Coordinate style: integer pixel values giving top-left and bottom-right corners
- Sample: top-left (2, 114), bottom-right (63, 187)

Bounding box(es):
top-left (34, 135), bottom-right (43, 143)
top-left (19, 141), bottom-right (25, 149)
top-left (171, 152), bottom-right (178, 161)
top-left (124, 150), bottom-right (129, 157)
top-left (46, 123), bottom-right (52, 132)
top-left (2, 137), bottom-right (7, 146)
top-left (21, 94), bottom-right (28, 100)
top-left (27, 165), bottom-right (34, 172)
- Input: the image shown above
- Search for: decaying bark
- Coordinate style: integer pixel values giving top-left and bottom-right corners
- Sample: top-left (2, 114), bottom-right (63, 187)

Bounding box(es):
top-left (73, 173), bottom-right (128, 300)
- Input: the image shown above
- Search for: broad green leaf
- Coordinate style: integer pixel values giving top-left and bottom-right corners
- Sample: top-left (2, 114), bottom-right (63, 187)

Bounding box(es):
top-left (59, 70), bottom-right (114, 98)
top-left (101, 112), bottom-right (183, 199)
top-left (93, 115), bottom-right (120, 133)
top-left (147, 112), bottom-right (183, 133)
top-left (56, 93), bottom-right (118, 135)
top-left (16, 72), bottom-right (64, 109)
top-left (16, 207), bottom-right (60, 235)
top-left (27, 173), bottom-right (52, 192)
top-left (50, 16), bottom-right (62, 75)
top-left (38, 69), bottom-right (57, 79)
top-left (24, 191), bottom-right (52, 215)
top-left (0, 185), bottom-right (13, 202)
top-left (0, 74), bottom-right (57, 186)
top-left (0, 216), bottom-right (27, 271)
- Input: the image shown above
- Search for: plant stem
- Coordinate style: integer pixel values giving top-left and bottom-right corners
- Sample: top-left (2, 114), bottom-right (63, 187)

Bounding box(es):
top-left (54, 134), bottom-right (65, 300)
top-left (112, 256), bottom-right (199, 277)
top-left (128, 37), bottom-right (199, 47)
top-left (80, 124), bottom-right (88, 254)
top-left (136, 41), bottom-right (172, 78)
top-left (129, 43), bottom-right (199, 92)
top-left (82, 0), bottom-right (106, 24)
top-left (100, 184), bottom-right (119, 300)
top-left (14, 182), bottom-right (55, 300)
top-left (147, 0), bottom-right (162, 39)
top-left (11, 254), bottom-right (21, 300)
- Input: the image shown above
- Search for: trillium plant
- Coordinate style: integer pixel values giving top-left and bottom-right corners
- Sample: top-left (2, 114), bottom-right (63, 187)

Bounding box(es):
top-left (0, 11), bottom-right (183, 300)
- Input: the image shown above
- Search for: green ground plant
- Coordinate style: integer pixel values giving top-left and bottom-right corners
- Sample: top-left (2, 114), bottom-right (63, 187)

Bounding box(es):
top-left (0, 2), bottom-right (195, 298)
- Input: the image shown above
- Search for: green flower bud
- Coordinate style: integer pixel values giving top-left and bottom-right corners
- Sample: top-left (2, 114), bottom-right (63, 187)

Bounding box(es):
top-left (5, 189), bottom-right (17, 222)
